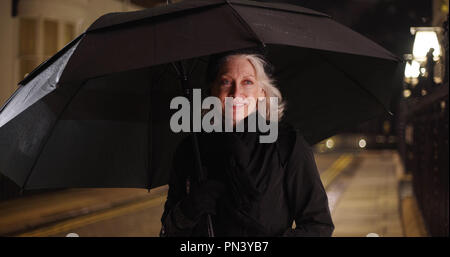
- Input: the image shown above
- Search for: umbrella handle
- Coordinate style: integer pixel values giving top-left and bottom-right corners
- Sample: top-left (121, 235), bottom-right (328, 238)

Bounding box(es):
top-left (191, 132), bottom-right (215, 237)
top-left (174, 61), bottom-right (215, 237)
top-left (206, 214), bottom-right (215, 237)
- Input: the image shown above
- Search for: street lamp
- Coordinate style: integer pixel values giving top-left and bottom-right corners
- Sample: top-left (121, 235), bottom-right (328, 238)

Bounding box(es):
top-left (409, 27), bottom-right (443, 83)
top-left (403, 27), bottom-right (444, 97)
top-left (411, 27), bottom-right (442, 62)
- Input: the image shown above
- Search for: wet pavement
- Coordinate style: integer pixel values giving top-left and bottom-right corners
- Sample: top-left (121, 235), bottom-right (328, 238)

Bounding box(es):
top-left (0, 149), bottom-right (406, 237)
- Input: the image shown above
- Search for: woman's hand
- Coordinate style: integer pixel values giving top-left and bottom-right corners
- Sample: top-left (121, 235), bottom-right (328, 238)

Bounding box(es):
top-left (179, 179), bottom-right (226, 221)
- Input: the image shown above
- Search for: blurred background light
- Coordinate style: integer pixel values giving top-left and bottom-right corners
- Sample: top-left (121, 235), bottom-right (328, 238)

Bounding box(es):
top-left (326, 138), bottom-right (335, 149)
top-left (358, 138), bottom-right (367, 148)
top-left (410, 27), bottom-right (442, 61)
top-left (403, 89), bottom-right (412, 98)
top-left (404, 60), bottom-right (421, 78)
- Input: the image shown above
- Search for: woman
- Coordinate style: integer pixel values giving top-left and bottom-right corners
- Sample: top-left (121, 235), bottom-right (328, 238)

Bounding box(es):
top-left (160, 50), bottom-right (334, 237)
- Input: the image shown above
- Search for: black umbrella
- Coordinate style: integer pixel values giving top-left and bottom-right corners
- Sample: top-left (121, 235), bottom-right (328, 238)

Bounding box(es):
top-left (0, 0), bottom-right (402, 192)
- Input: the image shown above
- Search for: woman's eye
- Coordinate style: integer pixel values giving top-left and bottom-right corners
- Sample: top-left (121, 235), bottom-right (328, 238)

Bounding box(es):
top-left (221, 79), bottom-right (231, 86)
top-left (243, 80), bottom-right (253, 85)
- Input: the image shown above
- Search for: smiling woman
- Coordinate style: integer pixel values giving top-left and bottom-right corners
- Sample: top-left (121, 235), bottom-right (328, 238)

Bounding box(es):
top-left (207, 51), bottom-right (285, 123)
top-left (168, 51), bottom-right (282, 142)
top-left (160, 49), bottom-right (334, 237)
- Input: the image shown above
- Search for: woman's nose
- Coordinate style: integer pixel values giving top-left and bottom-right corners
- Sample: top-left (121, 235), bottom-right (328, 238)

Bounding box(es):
top-left (229, 83), bottom-right (242, 98)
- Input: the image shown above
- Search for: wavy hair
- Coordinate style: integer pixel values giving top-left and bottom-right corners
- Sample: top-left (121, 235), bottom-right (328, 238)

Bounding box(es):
top-left (206, 53), bottom-right (286, 121)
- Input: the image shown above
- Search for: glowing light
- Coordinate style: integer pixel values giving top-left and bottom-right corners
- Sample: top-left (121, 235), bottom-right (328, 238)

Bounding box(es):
top-left (358, 139), bottom-right (367, 148)
top-left (403, 89), bottom-right (412, 98)
top-left (326, 139), bottom-right (335, 149)
top-left (404, 60), bottom-right (421, 78)
top-left (412, 30), bottom-right (441, 61)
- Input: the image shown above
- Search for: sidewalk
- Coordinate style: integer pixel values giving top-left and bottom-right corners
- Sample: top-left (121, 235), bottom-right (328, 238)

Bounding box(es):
top-left (331, 150), bottom-right (404, 237)
top-left (0, 186), bottom-right (166, 236)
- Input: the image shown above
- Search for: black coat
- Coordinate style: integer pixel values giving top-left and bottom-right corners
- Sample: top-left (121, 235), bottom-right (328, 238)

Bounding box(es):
top-left (160, 121), bottom-right (334, 237)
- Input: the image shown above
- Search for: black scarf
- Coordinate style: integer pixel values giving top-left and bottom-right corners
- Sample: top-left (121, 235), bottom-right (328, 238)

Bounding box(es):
top-left (199, 111), bottom-right (276, 210)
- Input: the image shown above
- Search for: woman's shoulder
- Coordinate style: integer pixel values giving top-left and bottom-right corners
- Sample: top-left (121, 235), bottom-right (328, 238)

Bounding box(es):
top-left (278, 122), bottom-right (311, 147)
top-left (277, 122), bottom-right (309, 147)
top-left (277, 121), bottom-right (313, 166)
top-left (277, 122), bottom-right (297, 165)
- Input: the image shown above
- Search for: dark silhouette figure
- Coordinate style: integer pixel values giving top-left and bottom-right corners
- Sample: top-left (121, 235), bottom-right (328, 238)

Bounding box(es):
top-left (426, 48), bottom-right (436, 84)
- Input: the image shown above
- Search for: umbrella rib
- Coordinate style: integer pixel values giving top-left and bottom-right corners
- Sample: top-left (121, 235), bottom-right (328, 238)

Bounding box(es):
top-left (0, 84), bottom-right (22, 114)
top-left (170, 62), bottom-right (182, 79)
top-left (318, 53), bottom-right (394, 116)
top-left (225, 0), bottom-right (266, 48)
top-left (229, 0), bottom-right (330, 18)
top-left (87, 1), bottom-right (226, 33)
top-left (21, 81), bottom-right (87, 190)
top-left (188, 58), bottom-right (199, 77)
top-left (18, 34), bottom-right (85, 87)
top-left (147, 73), bottom-right (153, 191)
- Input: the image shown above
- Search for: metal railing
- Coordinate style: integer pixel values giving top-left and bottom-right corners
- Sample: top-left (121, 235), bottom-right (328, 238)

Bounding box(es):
top-left (397, 80), bottom-right (449, 236)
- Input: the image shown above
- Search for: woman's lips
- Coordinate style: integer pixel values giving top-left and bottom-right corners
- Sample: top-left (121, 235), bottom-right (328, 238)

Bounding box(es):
top-left (232, 97), bottom-right (248, 108)
top-left (232, 102), bottom-right (247, 112)
top-left (224, 97), bottom-right (248, 113)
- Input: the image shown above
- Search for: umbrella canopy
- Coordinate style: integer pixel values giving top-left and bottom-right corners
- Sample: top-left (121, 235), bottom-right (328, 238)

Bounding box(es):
top-left (0, 0), bottom-right (402, 190)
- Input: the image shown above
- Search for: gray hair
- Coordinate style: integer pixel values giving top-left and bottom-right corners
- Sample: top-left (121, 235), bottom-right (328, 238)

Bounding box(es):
top-left (213, 53), bottom-right (286, 121)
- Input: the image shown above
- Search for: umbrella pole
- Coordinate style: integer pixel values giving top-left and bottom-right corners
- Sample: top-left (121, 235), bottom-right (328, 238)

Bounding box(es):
top-left (172, 62), bottom-right (215, 237)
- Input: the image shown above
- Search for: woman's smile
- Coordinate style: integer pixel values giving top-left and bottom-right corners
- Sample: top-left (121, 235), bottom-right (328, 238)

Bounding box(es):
top-left (232, 97), bottom-right (248, 110)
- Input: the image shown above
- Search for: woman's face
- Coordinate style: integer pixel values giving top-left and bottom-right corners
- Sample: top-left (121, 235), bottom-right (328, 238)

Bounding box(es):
top-left (211, 55), bottom-right (266, 124)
